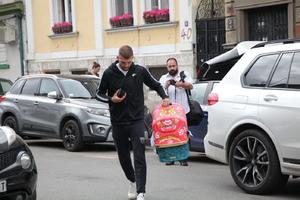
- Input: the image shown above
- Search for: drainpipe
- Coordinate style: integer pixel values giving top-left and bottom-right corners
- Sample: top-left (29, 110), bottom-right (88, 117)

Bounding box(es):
top-left (16, 12), bottom-right (25, 76)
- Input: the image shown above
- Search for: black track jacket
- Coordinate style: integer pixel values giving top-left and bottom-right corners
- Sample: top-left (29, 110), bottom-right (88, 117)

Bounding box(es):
top-left (96, 61), bottom-right (168, 125)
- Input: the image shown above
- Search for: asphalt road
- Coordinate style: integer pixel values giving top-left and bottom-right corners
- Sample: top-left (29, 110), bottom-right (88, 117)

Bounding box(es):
top-left (26, 139), bottom-right (300, 200)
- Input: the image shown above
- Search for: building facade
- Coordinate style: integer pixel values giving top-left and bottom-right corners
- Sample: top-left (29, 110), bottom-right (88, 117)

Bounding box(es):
top-left (0, 0), bottom-right (25, 81)
top-left (194, 0), bottom-right (300, 67)
top-left (26, 0), bottom-right (196, 79)
top-left (225, 0), bottom-right (299, 48)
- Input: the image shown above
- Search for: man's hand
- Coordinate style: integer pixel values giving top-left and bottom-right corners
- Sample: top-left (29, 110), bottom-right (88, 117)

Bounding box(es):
top-left (175, 81), bottom-right (183, 88)
top-left (161, 98), bottom-right (170, 107)
top-left (165, 80), bottom-right (171, 89)
top-left (111, 89), bottom-right (126, 103)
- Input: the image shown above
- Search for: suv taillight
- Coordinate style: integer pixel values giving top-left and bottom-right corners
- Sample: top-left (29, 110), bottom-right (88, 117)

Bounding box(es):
top-left (0, 96), bottom-right (6, 103)
top-left (208, 93), bottom-right (218, 106)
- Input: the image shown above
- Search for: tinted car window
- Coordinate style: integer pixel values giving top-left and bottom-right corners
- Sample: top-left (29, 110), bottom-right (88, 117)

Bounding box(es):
top-left (9, 79), bottom-right (26, 94)
top-left (59, 79), bottom-right (91, 98)
top-left (288, 52), bottom-right (300, 89)
top-left (39, 78), bottom-right (60, 96)
top-left (244, 54), bottom-right (279, 87)
top-left (191, 82), bottom-right (208, 105)
top-left (21, 78), bottom-right (41, 95)
top-left (269, 53), bottom-right (293, 88)
top-left (0, 80), bottom-right (12, 95)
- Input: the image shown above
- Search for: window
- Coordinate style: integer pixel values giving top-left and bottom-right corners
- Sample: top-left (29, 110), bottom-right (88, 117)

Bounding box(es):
top-left (269, 53), bottom-right (293, 88)
top-left (145, 0), bottom-right (169, 11)
top-left (53, 0), bottom-right (72, 23)
top-left (191, 82), bottom-right (208, 105)
top-left (71, 69), bottom-right (88, 75)
top-left (112, 0), bottom-right (133, 16)
top-left (44, 69), bottom-right (61, 74)
top-left (52, 0), bottom-right (74, 34)
top-left (148, 67), bottom-right (167, 80)
top-left (9, 79), bottom-right (25, 95)
top-left (288, 52), bottom-right (300, 89)
top-left (244, 54), bottom-right (279, 87)
top-left (39, 79), bottom-right (60, 97)
top-left (21, 79), bottom-right (41, 96)
top-left (0, 80), bottom-right (12, 95)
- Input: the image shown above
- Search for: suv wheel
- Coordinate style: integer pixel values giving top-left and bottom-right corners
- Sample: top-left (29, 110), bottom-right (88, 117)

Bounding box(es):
top-left (61, 120), bottom-right (83, 152)
top-left (229, 129), bottom-right (288, 194)
top-left (3, 116), bottom-right (18, 133)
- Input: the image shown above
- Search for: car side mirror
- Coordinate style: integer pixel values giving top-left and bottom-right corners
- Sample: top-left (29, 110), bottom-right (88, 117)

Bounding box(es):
top-left (47, 91), bottom-right (62, 100)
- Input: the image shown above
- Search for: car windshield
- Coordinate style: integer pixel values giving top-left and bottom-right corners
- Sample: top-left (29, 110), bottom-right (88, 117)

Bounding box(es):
top-left (76, 78), bottom-right (100, 98)
top-left (59, 79), bottom-right (91, 99)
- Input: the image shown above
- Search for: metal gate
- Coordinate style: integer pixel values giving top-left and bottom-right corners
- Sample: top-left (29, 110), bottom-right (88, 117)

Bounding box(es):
top-left (196, 18), bottom-right (225, 65)
top-left (195, 0), bottom-right (225, 66)
top-left (248, 5), bottom-right (288, 41)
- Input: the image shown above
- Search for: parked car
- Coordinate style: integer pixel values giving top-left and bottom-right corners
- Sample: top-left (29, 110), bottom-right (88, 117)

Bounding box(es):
top-left (0, 126), bottom-right (37, 200)
top-left (188, 41), bottom-right (262, 152)
top-left (0, 74), bottom-right (112, 152)
top-left (0, 78), bottom-right (12, 97)
top-left (188, 80), bottom-right (219, 152)
top-left (205, 39), bottom-right (300, 194)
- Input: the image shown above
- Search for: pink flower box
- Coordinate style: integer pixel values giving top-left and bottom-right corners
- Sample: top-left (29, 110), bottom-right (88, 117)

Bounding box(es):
top-left (143, 9), bottom-right (169, 24)
top-left (52, 22), bottom-right (73, 34)
top-left (110, 13), bottom-right (134, 28)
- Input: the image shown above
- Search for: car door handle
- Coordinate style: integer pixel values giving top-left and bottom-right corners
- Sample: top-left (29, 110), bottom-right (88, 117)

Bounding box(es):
top-left (34, 101), bottom-right (39, 105)
top-left (263, 95), bottom-right (278, 102)
top-left (13, 99), bottom-right (18, 103)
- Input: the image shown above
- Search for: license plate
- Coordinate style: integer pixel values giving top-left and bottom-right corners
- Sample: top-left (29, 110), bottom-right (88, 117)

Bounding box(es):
top-left (0, 180), bottom-right (7, 193)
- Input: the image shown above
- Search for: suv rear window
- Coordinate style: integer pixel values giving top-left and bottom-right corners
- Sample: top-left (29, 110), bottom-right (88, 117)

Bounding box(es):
top-left (244, 54), bottom-right (279, 87)
top-left (269, 53), bottom-right (293, 88)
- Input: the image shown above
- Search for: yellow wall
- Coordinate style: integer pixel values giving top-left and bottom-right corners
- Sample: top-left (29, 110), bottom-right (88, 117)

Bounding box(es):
top-left (102, 0), bottom-right (181, 49)
top-left (75, 0), bottom-right (95, 51)
top-left (32, 0), bottom-right (95, 53)
top-left (33, 0), bottom-right (181, 53)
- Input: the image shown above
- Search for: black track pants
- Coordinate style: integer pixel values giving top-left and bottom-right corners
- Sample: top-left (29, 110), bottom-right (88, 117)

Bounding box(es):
top-left (112, 121), bottom-right (146, 193)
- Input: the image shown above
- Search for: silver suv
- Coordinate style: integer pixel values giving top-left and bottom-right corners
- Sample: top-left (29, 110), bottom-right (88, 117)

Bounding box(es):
top-left (204, 40), bottom-right (300, 194)
top-left (0, 74), bottom-right (111, 152)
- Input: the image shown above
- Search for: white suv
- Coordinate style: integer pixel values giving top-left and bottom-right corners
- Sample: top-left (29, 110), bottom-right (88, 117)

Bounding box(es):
top-left (204, 40), bottom-right (300, 194)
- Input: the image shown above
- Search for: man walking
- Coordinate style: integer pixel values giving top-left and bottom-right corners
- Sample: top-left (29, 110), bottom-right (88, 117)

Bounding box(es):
top-left (96, 45), bottom-right (169, 200)
top-left (159, 57), bottom-right (193, 166)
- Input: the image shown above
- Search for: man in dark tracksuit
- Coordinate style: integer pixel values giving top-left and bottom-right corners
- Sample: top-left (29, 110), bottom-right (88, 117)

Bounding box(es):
top-left (96, 45), bottom-right (169, 200)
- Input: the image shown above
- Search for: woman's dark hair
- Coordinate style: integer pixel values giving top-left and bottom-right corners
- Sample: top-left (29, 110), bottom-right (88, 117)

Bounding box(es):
top-left (92, 62), bottom-right (100, 69)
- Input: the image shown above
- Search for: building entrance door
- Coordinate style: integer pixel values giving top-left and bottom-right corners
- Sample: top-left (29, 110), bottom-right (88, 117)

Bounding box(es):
top-left (248, 4), bottom-right (288, 41)
top-left (195, 0), bottom-right (225, 66)
top-left (196, 18), bottom-right (225, 65)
